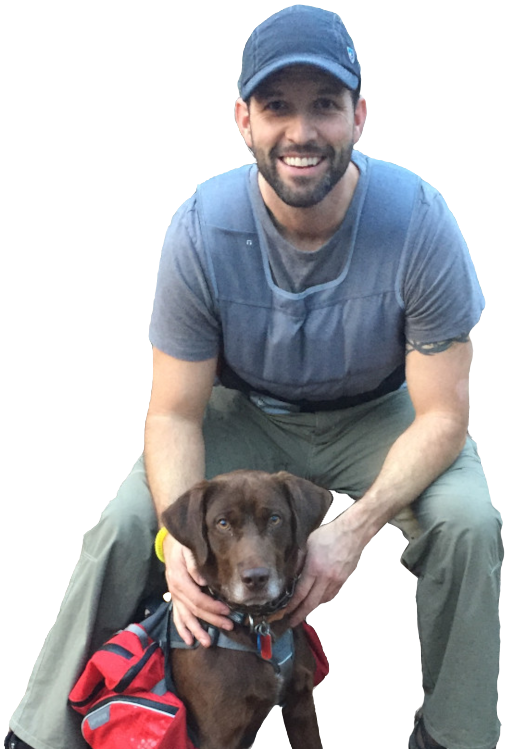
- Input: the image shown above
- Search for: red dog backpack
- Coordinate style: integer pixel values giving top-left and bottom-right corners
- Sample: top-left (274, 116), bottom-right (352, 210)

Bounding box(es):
top-left (69, 605), bottom-right (196, 749)
top-left (69, 603), bottom-right (327, 748)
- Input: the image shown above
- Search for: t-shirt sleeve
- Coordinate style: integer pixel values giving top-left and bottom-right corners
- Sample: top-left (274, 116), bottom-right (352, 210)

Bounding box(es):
top-left (398, 183), bottom-right (485, 344)
top-left (149, 196), bottom-right (221, 360)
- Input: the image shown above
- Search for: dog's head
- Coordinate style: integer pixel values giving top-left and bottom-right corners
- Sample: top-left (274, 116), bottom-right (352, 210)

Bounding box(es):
top-left (162, 470), bottom-right (332, 610)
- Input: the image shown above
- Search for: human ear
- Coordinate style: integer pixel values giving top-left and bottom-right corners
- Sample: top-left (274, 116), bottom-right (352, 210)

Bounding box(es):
top-left (353, 96), bottom-right (367, 144)
top-left (234, 97), bottom-right (253, 149)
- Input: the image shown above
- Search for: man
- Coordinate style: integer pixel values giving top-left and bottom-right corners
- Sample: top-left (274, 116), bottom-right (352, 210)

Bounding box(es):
top-left (6, 5), bottom-right (502, 749)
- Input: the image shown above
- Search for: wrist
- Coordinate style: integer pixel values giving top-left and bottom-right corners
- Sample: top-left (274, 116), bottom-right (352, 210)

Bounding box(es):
top-left (339, 496), bottom-right (384, 545)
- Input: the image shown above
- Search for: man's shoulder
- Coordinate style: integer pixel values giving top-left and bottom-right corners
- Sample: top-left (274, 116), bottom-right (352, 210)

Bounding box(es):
top-left (198, 163), bottom-right (253, 190)
top-left (168, 164), bottom-right (255, 233)
top-left (196, 164), bottom-right (257, 231)
top-left (355, 151), bottom-right (447, 229)
top-left (355, 150), bottom-right (425, 187)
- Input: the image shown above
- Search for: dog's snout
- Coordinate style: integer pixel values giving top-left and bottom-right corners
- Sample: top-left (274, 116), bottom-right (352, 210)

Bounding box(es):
top-left (241, 567), bottom-right (270, 590)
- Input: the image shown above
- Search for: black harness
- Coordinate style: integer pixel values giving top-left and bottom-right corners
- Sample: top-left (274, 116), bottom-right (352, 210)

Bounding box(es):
top-left (166, 583), bottom-right (298, 689)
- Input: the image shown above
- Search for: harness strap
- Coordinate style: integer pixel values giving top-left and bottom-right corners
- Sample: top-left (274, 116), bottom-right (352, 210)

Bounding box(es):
top-left (136, 601), bottom-right (298, 711)
top-left (167, 606), bottom-right (295, 683)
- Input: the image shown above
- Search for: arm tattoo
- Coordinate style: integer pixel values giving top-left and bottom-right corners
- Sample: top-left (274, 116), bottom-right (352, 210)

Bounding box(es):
top-left (405, 333), bottom-right (470, 356)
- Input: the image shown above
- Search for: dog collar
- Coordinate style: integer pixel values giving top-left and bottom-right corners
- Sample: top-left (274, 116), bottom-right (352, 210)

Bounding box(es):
top-left (206, 575), bottom-right (299, 622)
top-left (213, 579), bottom-right (298, 665)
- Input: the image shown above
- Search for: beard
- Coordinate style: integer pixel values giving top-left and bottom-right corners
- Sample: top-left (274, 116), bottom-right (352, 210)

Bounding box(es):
top-left (252, 141), bottom-right (354, 208)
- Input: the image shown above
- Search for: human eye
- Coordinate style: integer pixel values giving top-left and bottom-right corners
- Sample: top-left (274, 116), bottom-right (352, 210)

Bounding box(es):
top-left (314, 97), bottom-right (338, 112)
top-left (266, 99), bottom-right (284, 112)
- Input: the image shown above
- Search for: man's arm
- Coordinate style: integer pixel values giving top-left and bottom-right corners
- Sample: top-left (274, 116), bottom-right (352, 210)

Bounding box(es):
top-left (144, 347), bottom-right (232, 645)
top-left (145, 347), bottom-right (215, 519)
top-left (287, 337), bottom-right (473, 625)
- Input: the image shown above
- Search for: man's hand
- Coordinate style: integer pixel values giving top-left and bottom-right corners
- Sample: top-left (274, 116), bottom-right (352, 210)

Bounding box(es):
top-left (286, 513), bottom-right (367, 627)
top-left (163, 533), bottom-right (233, 647)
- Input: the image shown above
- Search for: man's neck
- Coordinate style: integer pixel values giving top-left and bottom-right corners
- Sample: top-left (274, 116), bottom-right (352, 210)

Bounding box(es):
top-left (258, 162), bottom-right (360, 252)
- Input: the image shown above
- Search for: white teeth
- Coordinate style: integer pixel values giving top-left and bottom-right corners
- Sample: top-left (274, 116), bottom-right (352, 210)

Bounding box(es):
top-left (282, 156), bottom-right (321, 167)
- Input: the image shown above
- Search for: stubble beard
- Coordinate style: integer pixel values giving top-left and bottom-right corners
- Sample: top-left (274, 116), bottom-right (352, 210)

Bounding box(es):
top-left (252, 141), bottom-right (354, 208)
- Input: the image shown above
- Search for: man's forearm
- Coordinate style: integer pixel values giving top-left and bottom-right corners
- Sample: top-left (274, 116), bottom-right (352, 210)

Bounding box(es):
top-left (144, 412), bottom-right (205, 523)
top-left (341, 411), bottom-right (468, 543)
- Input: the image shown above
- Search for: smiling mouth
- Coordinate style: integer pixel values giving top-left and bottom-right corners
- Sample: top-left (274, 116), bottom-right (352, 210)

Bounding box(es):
top-left (278, 156), bottom-right (326, 174)
top-left (280, 155), bottom-right (323, 168)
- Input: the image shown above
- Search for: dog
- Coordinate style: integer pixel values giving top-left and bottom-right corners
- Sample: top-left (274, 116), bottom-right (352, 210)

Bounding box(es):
top-left (162, 469), bottom-right (332, 749)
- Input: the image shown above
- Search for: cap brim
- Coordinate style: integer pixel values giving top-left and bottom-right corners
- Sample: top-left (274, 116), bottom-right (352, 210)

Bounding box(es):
top-left (239, 54), bottom-right (359, 100)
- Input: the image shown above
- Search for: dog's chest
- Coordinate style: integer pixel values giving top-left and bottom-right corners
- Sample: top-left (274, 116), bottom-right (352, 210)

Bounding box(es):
top-left (273, 670), bottom-right (288, 705)
top-left (266, 627), bottom-right (295, 702)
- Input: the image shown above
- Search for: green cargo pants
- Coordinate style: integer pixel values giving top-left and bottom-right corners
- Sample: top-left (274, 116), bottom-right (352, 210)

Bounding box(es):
top-left (10, 387), bottom-right (503, 749)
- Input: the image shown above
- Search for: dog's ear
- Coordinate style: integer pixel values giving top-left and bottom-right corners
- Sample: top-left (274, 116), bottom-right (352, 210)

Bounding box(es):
top-left (275, 472), bottom-right (332, 548)
top-left (161, 481), bottom-right (211, 567)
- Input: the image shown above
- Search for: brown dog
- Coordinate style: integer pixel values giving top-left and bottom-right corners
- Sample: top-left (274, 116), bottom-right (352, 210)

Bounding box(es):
top-left (162, 469), bottom-right (332, 749)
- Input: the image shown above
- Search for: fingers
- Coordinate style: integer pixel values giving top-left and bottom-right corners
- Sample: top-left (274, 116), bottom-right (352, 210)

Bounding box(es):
top-left (168, 584), bottom-right (233, 646)
top-left (286, 565), bottom-right (318, 619)
top-left (172, 599), bottom-right (218, 648)
top-left (288, 574), bottom-right (341, 627)
top-left (182, 546), bottom-right (207, 587)
top-left (288, 579), bottom-right (331, 627)
top-left (163, 534), bottom-right (233, 646)
top-left (285, 572), bottom-right (312, 616)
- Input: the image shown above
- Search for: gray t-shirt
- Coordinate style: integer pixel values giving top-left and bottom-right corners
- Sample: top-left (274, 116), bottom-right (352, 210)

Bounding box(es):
top-left (149, 152), bottom-right (484, 404)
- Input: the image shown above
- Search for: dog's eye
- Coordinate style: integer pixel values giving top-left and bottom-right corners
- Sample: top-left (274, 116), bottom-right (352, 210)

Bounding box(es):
top-left (216, 518), bottom-right (230, 531)
top-left (269, 514), bottom-right (281, 526)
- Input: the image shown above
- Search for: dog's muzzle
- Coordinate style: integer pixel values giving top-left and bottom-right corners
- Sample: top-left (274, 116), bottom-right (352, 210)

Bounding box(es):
top-left (206, 576), bottom-right (298, 619)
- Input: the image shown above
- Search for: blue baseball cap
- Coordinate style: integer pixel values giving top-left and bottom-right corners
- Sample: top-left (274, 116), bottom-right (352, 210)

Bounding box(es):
top-left (238, 5), bottom-right (361, 100)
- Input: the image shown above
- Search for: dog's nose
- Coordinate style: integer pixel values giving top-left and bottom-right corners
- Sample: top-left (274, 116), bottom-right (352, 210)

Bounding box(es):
top-left (241, 567), bottom-right (270, 590)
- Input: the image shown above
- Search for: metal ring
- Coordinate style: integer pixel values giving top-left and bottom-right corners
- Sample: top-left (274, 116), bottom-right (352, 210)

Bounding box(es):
top-left (255, 620), bottom-right (271, 637)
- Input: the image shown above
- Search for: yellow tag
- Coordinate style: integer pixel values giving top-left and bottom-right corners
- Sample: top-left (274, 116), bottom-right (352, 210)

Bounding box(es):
top-left (154, 527), bottom-right (169, 562)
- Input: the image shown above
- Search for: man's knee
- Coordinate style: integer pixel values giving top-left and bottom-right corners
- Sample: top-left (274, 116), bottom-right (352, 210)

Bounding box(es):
top-left (418, 487), bottom-right (503, 572)
top-left (441, 497), bottom-right (501, 553)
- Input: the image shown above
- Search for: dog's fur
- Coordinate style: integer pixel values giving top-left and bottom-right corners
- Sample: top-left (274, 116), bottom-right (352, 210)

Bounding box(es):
top-left (162, 469), bottom-right (332, 749)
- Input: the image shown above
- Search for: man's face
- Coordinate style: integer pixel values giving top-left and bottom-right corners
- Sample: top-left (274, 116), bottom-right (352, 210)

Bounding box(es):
top-left (237, 66), bottom-right (365, 208)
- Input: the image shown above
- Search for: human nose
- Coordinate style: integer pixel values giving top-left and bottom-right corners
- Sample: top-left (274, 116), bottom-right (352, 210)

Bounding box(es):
top-left (284, 113), bottom-right (318, 144)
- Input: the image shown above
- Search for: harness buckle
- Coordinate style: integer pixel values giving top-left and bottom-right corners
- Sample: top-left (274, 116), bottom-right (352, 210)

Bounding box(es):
top-left (256, 620), bottom-right (271, 638)
top-left (248, 615), bottom-right (272, 638)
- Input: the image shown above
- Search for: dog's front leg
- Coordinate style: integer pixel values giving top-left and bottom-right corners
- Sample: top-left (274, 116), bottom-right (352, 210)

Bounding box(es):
top-left (282, 690), bottom-right (323, 749)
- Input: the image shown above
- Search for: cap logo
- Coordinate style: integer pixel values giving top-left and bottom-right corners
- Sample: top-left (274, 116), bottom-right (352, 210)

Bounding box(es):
top-left (347, 47), bottom-right (356, 64)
